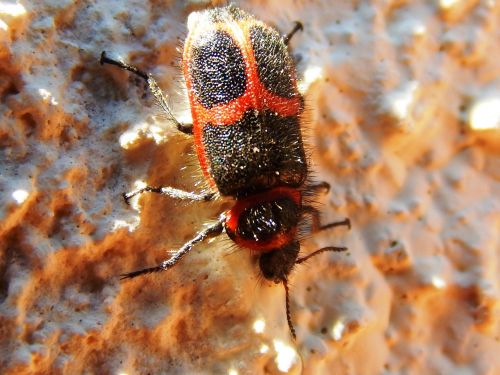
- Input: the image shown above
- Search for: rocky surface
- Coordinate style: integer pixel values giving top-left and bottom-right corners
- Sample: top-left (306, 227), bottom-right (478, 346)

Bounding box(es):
top-left (0, 1), bottom-right (499, 374)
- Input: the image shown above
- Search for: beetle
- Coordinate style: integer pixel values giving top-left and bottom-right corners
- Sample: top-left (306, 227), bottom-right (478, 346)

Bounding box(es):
top-left (100, 5), bottom-right (350, 339)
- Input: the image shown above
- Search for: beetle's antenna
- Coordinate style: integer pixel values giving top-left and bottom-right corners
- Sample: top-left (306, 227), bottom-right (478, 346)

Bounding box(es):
top-left (283, 278), bottom-right (296, 339)
top-left (296, 246), bottom-right (347, 265)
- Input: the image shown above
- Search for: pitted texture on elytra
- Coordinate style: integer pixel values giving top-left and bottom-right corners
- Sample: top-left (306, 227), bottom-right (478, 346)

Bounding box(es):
top-left (190, 30), bottom-right (247, 109)
top-left (202, 110), bottom-right (307, 196)
top-left (238, 198), bottom-right (300, 242)
top-left (250, 25), bottom-right (296, 99)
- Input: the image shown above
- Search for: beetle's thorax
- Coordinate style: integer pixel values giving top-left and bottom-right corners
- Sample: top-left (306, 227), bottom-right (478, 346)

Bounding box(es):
top-left (224, 187), bottom-right (302, 252)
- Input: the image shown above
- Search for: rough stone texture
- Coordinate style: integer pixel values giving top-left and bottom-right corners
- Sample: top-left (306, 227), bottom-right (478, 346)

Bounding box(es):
top-left (0, 0), bottom-right (499, 374)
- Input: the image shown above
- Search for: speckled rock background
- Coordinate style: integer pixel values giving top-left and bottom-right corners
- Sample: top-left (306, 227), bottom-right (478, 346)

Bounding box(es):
top-left (0, 0), bottom-right (499, 374)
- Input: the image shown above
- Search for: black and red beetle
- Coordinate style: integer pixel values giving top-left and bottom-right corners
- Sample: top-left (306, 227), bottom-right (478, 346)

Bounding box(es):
top-left (101, 5), bottom-right (350, 339)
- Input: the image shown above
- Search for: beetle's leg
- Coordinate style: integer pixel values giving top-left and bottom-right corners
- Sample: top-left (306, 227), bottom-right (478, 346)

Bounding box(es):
top-left (123, 186), bottom-right (215, 205)
top-left (308, 181), bottom-right (330, 194)
top-left (302, 206), bottom-right (351, 233)
top-left (283, 21), bottom-right (304, 45)
top-left (100, 51), bottom-right (193, 135)
top-left (120, 217), bottom-right (225, 279)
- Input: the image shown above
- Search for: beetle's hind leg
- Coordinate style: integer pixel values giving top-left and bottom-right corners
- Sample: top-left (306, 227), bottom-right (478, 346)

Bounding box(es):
top-left (100, 51), bottom-right (193, 135)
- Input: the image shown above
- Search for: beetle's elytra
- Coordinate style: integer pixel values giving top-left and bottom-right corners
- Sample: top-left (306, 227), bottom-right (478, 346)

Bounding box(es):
top-left (183, 7), bottom-right (306, 197)
top-left (100, 5), bottom-right (350, 339)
